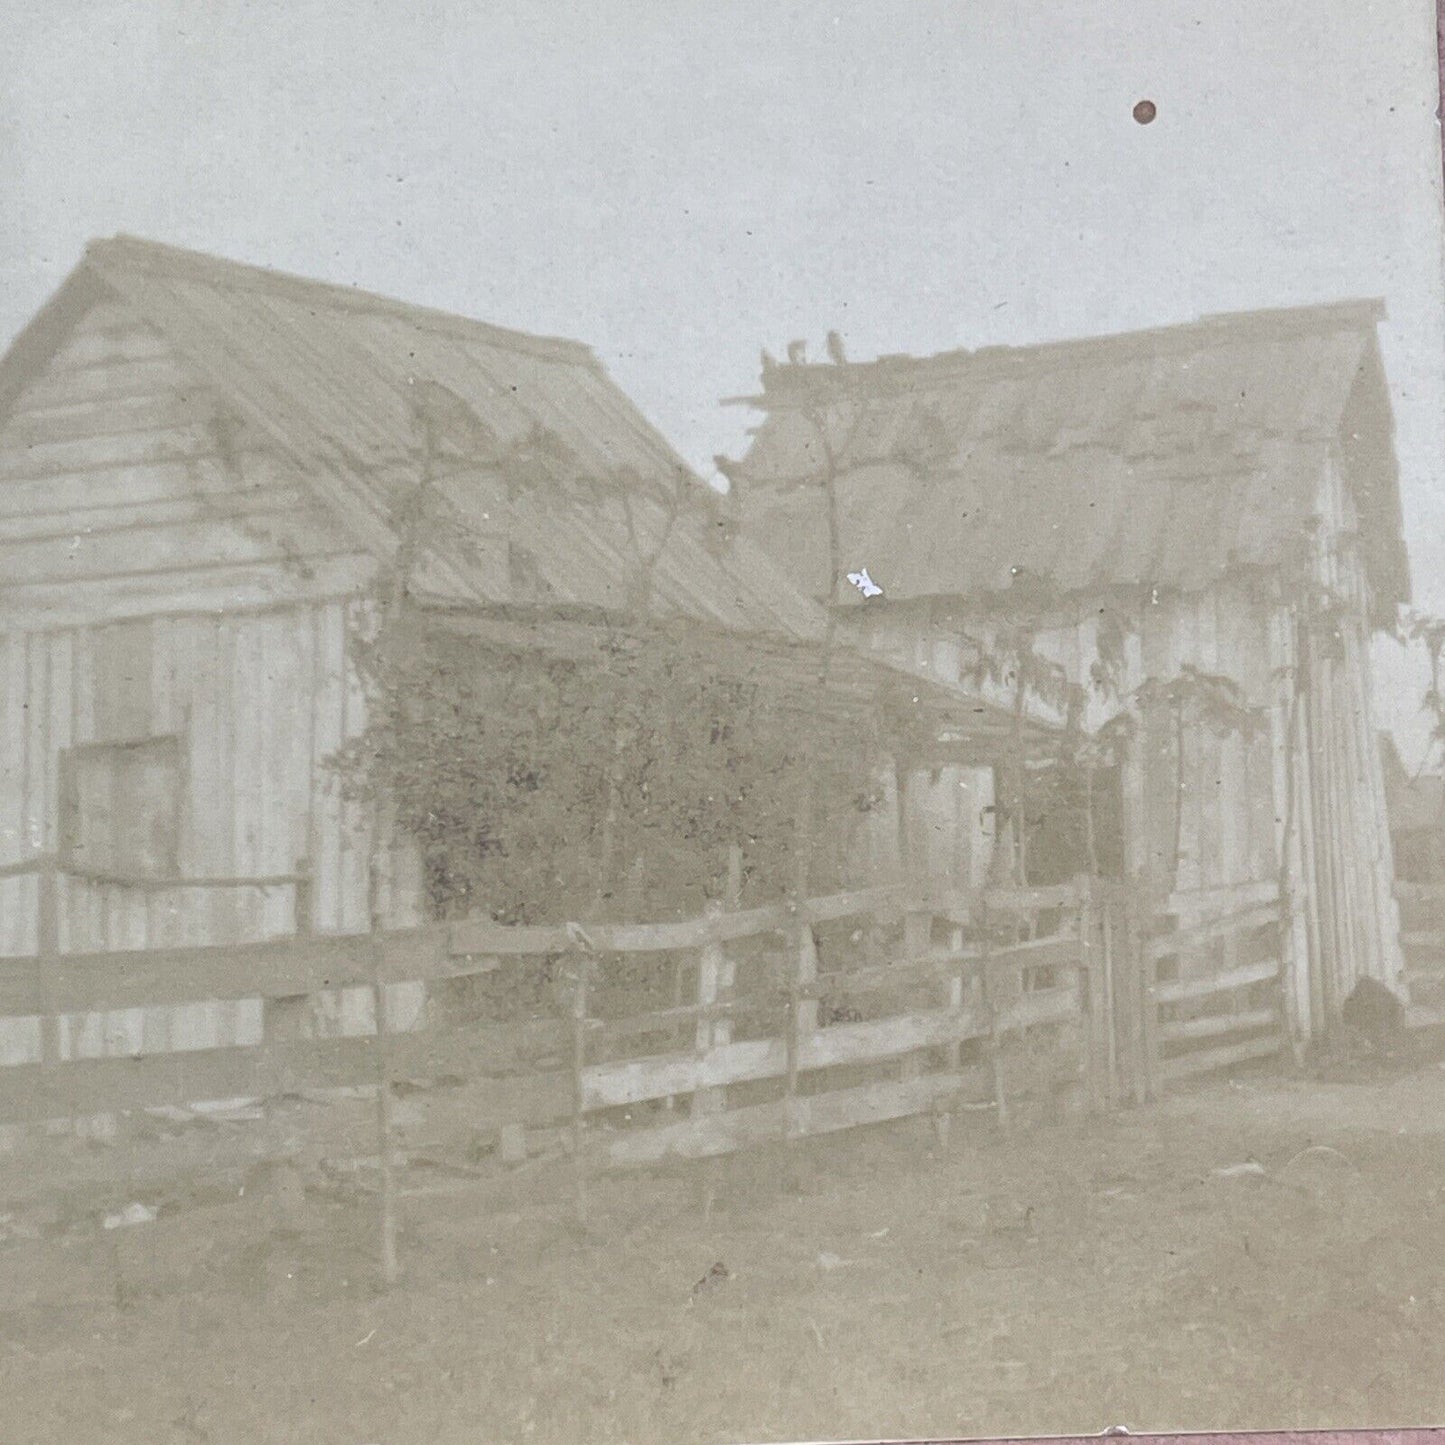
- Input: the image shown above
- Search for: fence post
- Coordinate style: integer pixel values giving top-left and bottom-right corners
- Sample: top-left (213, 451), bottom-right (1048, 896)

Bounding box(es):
top-left (691, 900), bottom-right (733, 1121)
top-left (36, 858), bottom-right (62, 1070)
top-left (1136, 895), bottom-right (1160, 1102)
top-left (978, 897), bottom-right (1008, 1133)
top-left (1078, 878), bottom-right (1102, 1116)
top-left (784, 919), bottom-right (819, 1139)
top-left (1114, 891), bottom-right (1144, 1107)
top-left (946, 914), bottom-right (966, 1074)
top-left (899, 905), bottom-right (933, 1086)
top-left (34, 858), bottom-right (69, 1134)
top-left (1100, 893), bottom-right (1119, 1109)
top-left (293, 858), bottom-right (314, 936)
top-left (929, 906), bottom-right (967, 1149)
top-left (569, 946), bottom-right (592, 1226)
top-left (367, 861), bottom-right (399, 1287)
top-left (691, 887), bottom-right (736, 1217)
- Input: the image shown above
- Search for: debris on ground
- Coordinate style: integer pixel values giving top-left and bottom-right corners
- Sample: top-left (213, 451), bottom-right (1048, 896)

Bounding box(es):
top-left (1341, 977), bottom-right (1407, 1049)
top-left (690, 1261), bottom-right (730, 1297)
top-left (102, 1202), bottom-right (158, 1230)
top-left (0, 1212), bottom-right (42, 1244)
top-left (498, 1123), bottom-right (529, 1166)
top-left (9, 1061), bottom-right (1445, 1442)
top-left (985, 1202), bottom-right (1037, 1236)
top-left (1275, 1142), bottom-right (1359, 1195)
top-left (1280, 1143), bottom-right (1355, 1172)
top-left (1210, 1159), bottom-right (1267, 1182)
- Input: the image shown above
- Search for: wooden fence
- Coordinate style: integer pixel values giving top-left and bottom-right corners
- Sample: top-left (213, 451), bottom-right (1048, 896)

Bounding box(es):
top-left (565, 878), bottom-right (1110, 1173)
top-left (0, 863), bottom-right (1109, 1138)
top-left (1145, 880), bottom-right (1289, 1090)
top-left (0, 859), bottom-right (1295, 1280)
top-left (1395, 879), bottom-right (1445, 1014)
top-left (0, 864), bottom-right (1294, 1138)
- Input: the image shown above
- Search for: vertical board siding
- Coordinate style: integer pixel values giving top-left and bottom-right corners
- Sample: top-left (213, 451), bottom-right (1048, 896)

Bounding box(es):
top-left (851, 761), bottom-right (904, 887)
top-left (1178, 595), bottom-right (1206, 896)
top-left (0, 598), bottom-right (428, 1070)
top-left (24, 637), bottom-right (49, 861)
top-left (310, 603), bottom-right (346, 934)
top-left (0, 635), bottom-right (32, 960)
top-left (210, 617), bottom-right (239, 947)
top-left (0, 292), bottom-right (402, 1082)
top-left (67, 628), bottom-right (105, 956)
top-left (183, 615), bottom-right (221, 941)
top-left (338, 601), bottom-right (372, 934)
top-left (92, 621), bottom-right (153, 743)
top-left (230, 617), bottom-right (264, 946)
top-left (873, 589), bottom-right (1287, 909)
top-left (146, 615), bottom-right (183, 955)
top-left (258, 611), bottom-right (300, 939)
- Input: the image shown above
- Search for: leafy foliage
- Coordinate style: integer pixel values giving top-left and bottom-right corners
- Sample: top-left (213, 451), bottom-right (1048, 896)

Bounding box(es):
top-left (335, 617), bottom-right (883, 924)
top-left (959, 621), bottom-right (1074, 719)
top-left (326, 373), bottom-right (901, 929)
top-left (1090, 609), bottom-right (1129, 702)
top-left (1404, 609), bottom-right (1445, 767)
top-left (334, 374), bottom-right (886, 924)
top-left (1131, 664), bottom-right (1266, 741)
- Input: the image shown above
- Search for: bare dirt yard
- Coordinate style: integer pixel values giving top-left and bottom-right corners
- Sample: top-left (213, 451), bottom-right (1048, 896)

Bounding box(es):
top-left (5, 1043), bottom-right (1445, 1445)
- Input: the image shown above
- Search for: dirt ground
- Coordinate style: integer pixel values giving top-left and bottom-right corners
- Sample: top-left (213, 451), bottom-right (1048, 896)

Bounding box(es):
top-left (5, 1047), bottom-right (1445, 1445)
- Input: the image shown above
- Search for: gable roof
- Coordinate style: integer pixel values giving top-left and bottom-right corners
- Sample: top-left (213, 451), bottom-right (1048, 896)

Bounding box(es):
top-left (727, 301), bottom-right (1410, 627)
top-left (0, 236), bottom-right (1063, 749)
top-left (0, 235), bottom-right (821, 640)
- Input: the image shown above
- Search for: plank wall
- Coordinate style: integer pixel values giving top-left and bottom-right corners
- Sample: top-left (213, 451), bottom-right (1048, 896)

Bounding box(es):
top-left (0, 286), bottom-right (424, 1070)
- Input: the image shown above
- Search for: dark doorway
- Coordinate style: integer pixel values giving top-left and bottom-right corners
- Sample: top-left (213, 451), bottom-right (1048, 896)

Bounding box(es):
top-left (1021, 760), bottom-right (1125, 885)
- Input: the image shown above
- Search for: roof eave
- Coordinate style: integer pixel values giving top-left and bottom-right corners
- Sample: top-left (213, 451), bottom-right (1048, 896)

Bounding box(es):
top-left (0, 258), bottom-right (112, 429)
top-left (85, 234), bottom-right (602, 371)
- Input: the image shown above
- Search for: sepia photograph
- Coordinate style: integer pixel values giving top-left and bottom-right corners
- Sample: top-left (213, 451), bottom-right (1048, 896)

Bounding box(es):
top-left (3, 3), bottom-right (1445, 1442)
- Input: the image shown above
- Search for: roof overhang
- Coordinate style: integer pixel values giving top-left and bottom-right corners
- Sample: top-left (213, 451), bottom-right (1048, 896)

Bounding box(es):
top-left (413, 599), bottom-right (1062, 764)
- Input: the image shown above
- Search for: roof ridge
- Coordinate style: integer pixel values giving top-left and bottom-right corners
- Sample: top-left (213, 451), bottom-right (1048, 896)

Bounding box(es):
top-left (84, 234), bottom-right (600, 369)
top-left (739, 298), bottom-right (1387, 403)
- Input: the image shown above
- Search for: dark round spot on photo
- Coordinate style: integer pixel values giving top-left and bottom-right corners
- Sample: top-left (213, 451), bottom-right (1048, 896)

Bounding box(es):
top-left (1133, 99), bottom-right (1157, 125)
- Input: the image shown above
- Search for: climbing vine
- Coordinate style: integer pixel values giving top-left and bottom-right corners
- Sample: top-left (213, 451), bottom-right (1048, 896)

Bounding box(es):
top-left (1403, 609), bottom-right (1445, 776)
top-left (330, 379), bottom-right (884, 927)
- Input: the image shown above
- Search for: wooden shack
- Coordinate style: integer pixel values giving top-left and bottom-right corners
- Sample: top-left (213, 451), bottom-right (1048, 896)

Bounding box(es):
top-left (723, 302), bottom-right (1411, 1040)
top-left (1380, 734), bottom-right (1445, 882)
top-left (0, 236), bottom-right (1043, 1079)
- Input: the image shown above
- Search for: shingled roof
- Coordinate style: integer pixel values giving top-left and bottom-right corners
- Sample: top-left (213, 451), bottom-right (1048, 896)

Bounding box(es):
top-left (726, 301), bottom-right (1410, 627)
top-left (0, 235), bottom-right (821, 640)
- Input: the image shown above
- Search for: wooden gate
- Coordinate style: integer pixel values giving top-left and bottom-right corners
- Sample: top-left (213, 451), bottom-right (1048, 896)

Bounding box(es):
top-left (1099, 878), bottom-right (1291, 1103)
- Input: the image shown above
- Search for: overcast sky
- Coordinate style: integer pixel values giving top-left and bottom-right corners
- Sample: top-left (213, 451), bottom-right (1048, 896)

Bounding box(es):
top-left (5, 0), bottom-right (1445, 755)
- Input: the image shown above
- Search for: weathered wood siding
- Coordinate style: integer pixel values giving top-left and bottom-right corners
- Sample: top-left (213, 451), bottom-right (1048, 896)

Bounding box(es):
top-left (0, 604), bottom-right (427, 1059)
top-left (0, 293), bottom-right (372, 631)
top-left (905, 765), bottom-right (995, 893)
top-left (855, 593), bottom-right (1280, 909)
top-left (1133, 583), bottom-right (1280, 904)
top-left (1293, 454), bottom-right (1403, 1020)
top-left (0, 286), bottom-right (424, 1069)
top-left (847, 759), bottom-right (995, 895)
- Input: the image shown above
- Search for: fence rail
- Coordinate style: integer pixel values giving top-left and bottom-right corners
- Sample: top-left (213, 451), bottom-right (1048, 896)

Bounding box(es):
top-left (0, 868), bottom-right (1294, 1117)
top-left (0, 857), bottom-right (1299, 1283)
top-left (1392, 879), bottom-right (1445, 1004)
top-left (1147, 881), bottom-right (1286, 1087)
top-left (0, 863), bottom-right (1108, 1130)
